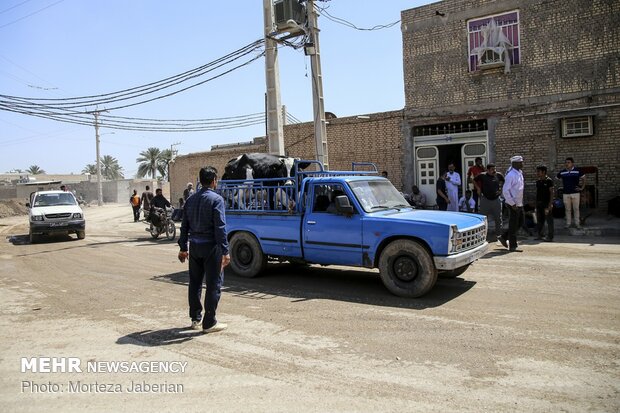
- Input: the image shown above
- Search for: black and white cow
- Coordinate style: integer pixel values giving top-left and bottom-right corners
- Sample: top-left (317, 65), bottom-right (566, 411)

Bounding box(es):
top-left (221, 153), bottom-right (310, 210)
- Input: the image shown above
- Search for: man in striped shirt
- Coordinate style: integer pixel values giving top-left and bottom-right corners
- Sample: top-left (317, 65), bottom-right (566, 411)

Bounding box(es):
top-left (557, 157), bottom-right (585, 229)
top-left (498, 156), bottom-right (524, 251)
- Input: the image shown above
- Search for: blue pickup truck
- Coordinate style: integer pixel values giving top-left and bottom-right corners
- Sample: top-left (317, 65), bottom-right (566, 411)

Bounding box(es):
top-left (218, 161), bottom-right (488, 298)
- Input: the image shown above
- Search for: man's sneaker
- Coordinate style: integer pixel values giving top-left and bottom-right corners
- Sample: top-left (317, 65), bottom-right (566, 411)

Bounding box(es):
top-left (190, 320), bottom-right (202, 330)
top-left (203, 322), bottom-right (227, 334)
top-left (497, 235), bottom-right (508, 248)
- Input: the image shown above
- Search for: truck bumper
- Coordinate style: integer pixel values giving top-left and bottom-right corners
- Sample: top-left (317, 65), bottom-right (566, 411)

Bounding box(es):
top-left (30, 220), bottom-right (85, 235)
top-left (434, 242), bottom-right (489, 270)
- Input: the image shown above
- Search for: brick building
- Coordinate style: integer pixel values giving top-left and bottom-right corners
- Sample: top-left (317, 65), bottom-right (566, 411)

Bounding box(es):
top-left (171, 0), bottom-right (619, 212)
top-left (401, 0), bottom-right (620, 210)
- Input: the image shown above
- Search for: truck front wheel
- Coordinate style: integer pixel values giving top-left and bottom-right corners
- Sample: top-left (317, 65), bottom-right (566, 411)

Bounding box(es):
top-left (229, 232), bottom-right (266, 278)
top-left (378, 240), bottom-right (437, 298)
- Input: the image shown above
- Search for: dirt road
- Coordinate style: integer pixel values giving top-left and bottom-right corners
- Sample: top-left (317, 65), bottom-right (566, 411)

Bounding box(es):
top-left (0, 204), bottom-right (618, 412)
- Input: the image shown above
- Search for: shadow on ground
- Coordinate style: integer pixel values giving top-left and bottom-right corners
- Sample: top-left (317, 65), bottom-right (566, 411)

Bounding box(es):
top-left (7, 233), bottom-right (177, 256)
top-left (152, 264), bottom-right (476, 310)
top-left (116, 327), bottom-right (203, 347)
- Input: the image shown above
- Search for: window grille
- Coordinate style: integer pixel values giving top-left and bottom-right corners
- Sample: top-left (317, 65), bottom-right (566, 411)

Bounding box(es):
top-left (562, 117), bottom-right (593, 138)
top-left (468, 11), bottom-right (520, 72)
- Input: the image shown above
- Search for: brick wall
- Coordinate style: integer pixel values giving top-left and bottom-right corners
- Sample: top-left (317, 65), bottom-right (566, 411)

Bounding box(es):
top-left (169, 110), bottom-right (405, 201)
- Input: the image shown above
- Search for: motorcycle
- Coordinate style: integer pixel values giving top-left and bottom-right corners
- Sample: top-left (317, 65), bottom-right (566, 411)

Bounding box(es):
top-left (144, 207), bottom-right (176, 240)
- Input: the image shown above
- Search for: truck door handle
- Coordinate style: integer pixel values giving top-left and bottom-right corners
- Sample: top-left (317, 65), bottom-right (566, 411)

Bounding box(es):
top-left (307, 220), bottom-right (316, 225)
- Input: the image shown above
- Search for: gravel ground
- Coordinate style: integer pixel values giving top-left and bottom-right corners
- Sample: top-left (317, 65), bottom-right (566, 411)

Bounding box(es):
top-left (0, 204), bottom-right (619, 412)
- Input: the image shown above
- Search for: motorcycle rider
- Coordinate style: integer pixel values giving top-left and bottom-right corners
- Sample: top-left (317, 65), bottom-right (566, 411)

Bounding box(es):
top-left (150, 188), bottom-right (171, 227)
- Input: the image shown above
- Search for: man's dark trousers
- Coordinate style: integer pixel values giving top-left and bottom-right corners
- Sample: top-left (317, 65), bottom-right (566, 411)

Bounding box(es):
top-left (132, 205), bottom-right (140, 222)
top-left (188, 242), bottom-right (223, 329)
top-left (502, 206), bottom-right (523, 250)
top-left (536, 203), bottom-right (554, 240)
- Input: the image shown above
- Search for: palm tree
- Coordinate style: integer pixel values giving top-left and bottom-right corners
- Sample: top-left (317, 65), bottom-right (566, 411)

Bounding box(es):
top-left (136, 147), bottom-right (161, 178)
top-left (82, 164), bottom-right (97, 175)
top-left (100, 155), bottom-right (124, 180)
top-left (157, 149), bottom-right (173, 181)
top-left (26, 165), bottom-right (45, 175)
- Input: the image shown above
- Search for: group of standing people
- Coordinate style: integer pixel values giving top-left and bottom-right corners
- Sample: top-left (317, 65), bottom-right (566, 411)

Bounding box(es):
top-left (435, 156), bottom-right (586, 251)
top-left (129, 182), bottom-right (196, 223)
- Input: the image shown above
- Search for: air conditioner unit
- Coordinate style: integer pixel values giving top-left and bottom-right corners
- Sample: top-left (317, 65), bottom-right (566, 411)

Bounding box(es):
top-left (478, 49), bottom-right (505, 69)
top-left (274, 0), bottom-right (306, 33)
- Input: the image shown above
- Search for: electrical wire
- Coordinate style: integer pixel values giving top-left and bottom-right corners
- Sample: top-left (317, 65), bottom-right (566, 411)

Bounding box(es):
top-left (0, 0), bottom-right (36, 15)
top-left (0, 39), bottom-right (268, 132)
top-left (0, 39), bottom-right (265, 110)
top-left (315, 4), bottom-right (400, 31)
top-left (0, 0), bottom-right (65, 30)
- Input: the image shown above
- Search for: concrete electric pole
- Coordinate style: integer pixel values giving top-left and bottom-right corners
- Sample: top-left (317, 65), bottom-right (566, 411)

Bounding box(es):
top-left (306, 0), bottom-right (329, 170)
top-left (263, 0), bottom-right (285, 156)
top-left (93, 112), bottom-right (103, 206)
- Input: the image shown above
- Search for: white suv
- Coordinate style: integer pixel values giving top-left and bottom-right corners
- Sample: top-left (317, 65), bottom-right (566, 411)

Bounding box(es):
top-left (27, 190), bottom-right (86, 243)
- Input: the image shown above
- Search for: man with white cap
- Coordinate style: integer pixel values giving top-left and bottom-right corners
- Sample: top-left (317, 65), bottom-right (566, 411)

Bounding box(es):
top-left (498, 155), bottom-right (524, 251)
top-left (183, 182), bottom-right (195, 201)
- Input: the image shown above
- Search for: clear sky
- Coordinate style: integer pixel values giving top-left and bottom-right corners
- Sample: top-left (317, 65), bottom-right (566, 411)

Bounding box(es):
top-left (0, 0), bottom-right (433, 177)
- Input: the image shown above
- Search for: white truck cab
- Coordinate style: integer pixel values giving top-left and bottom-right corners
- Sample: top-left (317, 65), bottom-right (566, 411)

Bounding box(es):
top-left (27, 190), bottom-right (86, 243)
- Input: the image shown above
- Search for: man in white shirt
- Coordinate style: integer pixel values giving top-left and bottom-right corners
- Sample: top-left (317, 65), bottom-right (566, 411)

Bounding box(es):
top-left (445, 162), bottom-right (461, 212)
top-left (498, 155), bottom-right (525, 251)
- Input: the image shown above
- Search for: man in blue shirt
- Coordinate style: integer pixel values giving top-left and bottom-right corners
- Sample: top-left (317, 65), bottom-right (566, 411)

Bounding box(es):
top-left (178, 167), bottom-right (230, 333)
top-left (557, 157), bottom-right (585, 229)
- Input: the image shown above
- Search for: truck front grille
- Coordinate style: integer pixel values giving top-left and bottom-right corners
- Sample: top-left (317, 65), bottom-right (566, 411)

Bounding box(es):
top-left (451, 223), bottom-right (487, 253)
top-left (45, 213), bottom-right (71, 219)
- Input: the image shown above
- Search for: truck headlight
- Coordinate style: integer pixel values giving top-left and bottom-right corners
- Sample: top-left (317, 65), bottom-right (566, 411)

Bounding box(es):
top-left (73, 213), bottom-right (82, 219)
top-left (31, 215), bottom-right (44, 221)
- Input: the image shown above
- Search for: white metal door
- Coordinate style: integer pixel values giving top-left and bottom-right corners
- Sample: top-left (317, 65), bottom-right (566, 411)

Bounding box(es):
top-left (462, 143), bottom-right (487, 191)
top-left (416, 146), bottom-right (438, 207)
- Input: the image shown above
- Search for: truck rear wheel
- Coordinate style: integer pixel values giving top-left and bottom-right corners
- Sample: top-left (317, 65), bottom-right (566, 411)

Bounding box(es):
top-left (378, 239), bottom-right (437, 298)
top-left (229, 232), bottom-right (266, 278)
top-left (439, 264), bottom-right (470, 279)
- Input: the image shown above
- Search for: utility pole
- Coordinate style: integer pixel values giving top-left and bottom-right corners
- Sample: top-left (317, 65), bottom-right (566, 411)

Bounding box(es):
top-left (306, 0), bottom-right (329, 170)
top-left (263, 0), bottom-right (285, 155)
top-left (93, 111), bottom-right (103, 206)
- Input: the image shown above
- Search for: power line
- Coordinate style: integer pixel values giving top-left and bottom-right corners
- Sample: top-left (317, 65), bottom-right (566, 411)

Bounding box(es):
top-left (315, 5), bottom-right (400, 31)
top-left (0, 39), bottom-right (265, 109)
top-left (0, 0), bottom-right (36, 15)
top-left (0, 0), bottom-right (65, 30)
top-left (0, 39), bottom-right (268, 132)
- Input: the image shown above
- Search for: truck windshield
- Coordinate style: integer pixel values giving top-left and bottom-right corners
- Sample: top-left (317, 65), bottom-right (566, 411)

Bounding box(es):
top-left (349, 180), bottom-right (410, 213)
top-left (34, 193), bottom-right (77, 207)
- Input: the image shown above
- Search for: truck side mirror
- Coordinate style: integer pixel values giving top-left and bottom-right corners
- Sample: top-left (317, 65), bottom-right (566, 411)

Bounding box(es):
top-left (335, 195), bottom-right (354, 215)
top-left (26, 203), bottom-right (30, 208)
